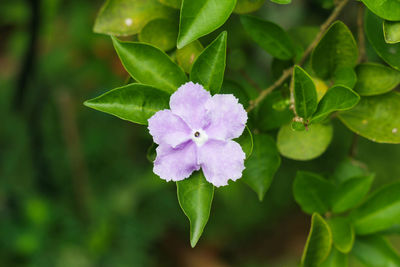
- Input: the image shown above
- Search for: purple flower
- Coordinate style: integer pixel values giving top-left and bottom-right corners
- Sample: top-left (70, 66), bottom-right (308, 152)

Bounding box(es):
top-left (148, 82), bottom-right (248, 187)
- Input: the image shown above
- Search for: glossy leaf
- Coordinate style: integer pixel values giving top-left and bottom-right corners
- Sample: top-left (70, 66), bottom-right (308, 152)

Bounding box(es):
top-left (159, 0), bottom-right (181, 9)
top-left (138, 18), bottom-right (178, 51)
top-left (311, 21), bottom-right (358, 79)
top-left (327, 217), bottom-right (354, 253)
top-left (240, 15), bottom-right (296, 60)
top-left (311, 85), bottom-right (360, 123)
top-left (331, 175), bottom-right (374, 213)
top-left (257, 91), bottom-right (293, 131)
top-left (112, 37), bottom-right (187, 93)
top-left (234, 0), bottom-right (265, 14)
top-left (176, 41), bottom-right (204, 73)
top-left (353, 235), bottom-right (400, 267)
top-left (354, 63), bottom-right (400, 96)
top-left (333, 67), bottom-right (357, 89)
top-left (235, 126), bottom-right (253, 159)
top-left (384, 20), bottom-right (400, 44)
top-left (365, 10), bottom-right (400, 71)
top-left (190, 31), bottom-right (227, 94)
top-left (277, 123), bottom-right (333, 161)
top-left (351, 182), bottom-right (400, 235)
top-left (94, 0), bottom-right (174, 36)
top-left (300, 213), bottom-right (332, 267)
top-left (338, 91), bottom-right (400, 144)
top-left (84, 83), bottom-right (170, 125)
top-left (293, 66), bottom-right (318, 119)
top-left (360, 0), bottom-right (400, 21)
top-left (242, 134), bottom-right (281, 201)
top-left (320, 248), bottom-right (348, 267)
top-left (293, 171), bottom-right (334, 214)
top-left (177, 0), bottom-right (236, 48)
top-left (177, 172), bottom-right (214, 247)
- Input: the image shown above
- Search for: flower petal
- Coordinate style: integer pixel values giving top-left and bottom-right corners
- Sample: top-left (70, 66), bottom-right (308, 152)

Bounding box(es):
top-left (204, 94), bottom-right (247, 140)
top-left (154, 142), bottom-right (200, 182)
top-left (148, 110), bottom-right (191, 148)
top-left (170, 82), bottom-right (211, 130)
top-left (199, 140), bottom-right (245, 187)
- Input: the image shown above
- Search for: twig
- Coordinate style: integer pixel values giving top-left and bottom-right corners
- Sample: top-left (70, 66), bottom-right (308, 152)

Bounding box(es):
top-left (246, 0), bottom-right (350, 112)
top-left (357, 3), bottom-right (366, 63)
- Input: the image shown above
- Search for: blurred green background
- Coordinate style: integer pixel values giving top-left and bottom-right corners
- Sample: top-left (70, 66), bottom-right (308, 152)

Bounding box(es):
top-left (1, 0), bottom-right (399, 266)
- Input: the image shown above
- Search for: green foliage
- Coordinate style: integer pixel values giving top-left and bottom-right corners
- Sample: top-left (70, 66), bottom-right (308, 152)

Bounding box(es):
top-left (176, 40), bottom-right (204, 73)
top-left (220, 80), bottom-right (250, 109)
top-left (177, 172), bottom-right (214, 247)
top-left (138, 18), bottom-right (178, 51)
top-left (235, 126), bottom-right (254, 159)
top-left (112, 37), bottom-right (187, 93)
top-left (300, 213), bottom-right (332, 267)
top-left (233, 0), bottom-right (265, 14)
top-left (384, 20), bottom-right (400, 44)
top-left (190, 31), bottom-right (227, 94)
top-left (242, 134), bottom-right (280, 201)
top-left (332, 67), bottom-right (357, 89)
top-left (270, 0), bottom-right (291, 4)
top-left (177, 0), bottom-right (236, 48)
top-left (320, 248), bottom-right (348, 267)
top-left (327, 217), bottom-right (354, 253)
top-left (84, 83), bottom-right (169, 125)
top-left (159, 0), bottom-right (181, 9)
top-left (293, 65), bottom-right (317, 120)
top-left (361, 0), bottom-right (400, 21)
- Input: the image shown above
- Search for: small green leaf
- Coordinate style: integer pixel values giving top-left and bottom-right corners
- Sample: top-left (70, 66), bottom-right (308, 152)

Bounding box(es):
top-left (311, 21), bottom-right (358, 79)
top-left (257, 91), bottom-right (293, 131)
top-left (177, 172), bottom-right (214, 247)
top-left (365, 10), bottom-right (400, 71)
top-left (176, 41), bottom-right (204, 73)
top-left (300, 213), bottom-right (332, 267)
top-left (270, 0), bottom-right (291, 4)
top-left (338, 91), bottom-right (400, 144)
top-left (320, 248), bottom-right (348, 267)
top-left (333, 67), bottom-right (357, 89)
top-left (234, 0), bottom-right (265, 14)
top-left (360, 0), bottom-right (400, 21)
top-left (138, 18), bottom-right (178, 51)
top-left (159, 0), bottom-right (181, 9)
top-left (112, 37), bottom-right (187, 93)
top-left (242, 134), bottom-right (281, 201)
top-left (291, 121), bottom-right (306, 131)
top-left (354, 63), bottom-right (400, 96)
top-left (220, 80), bottom-right (250, 109)
top-left (234, 126), bottom-right (253, 159)
top-left (331, 175), bottom-right (374, 213)
top-left (84, 83), bottom-right (170, 125)
top-left (94, 0), bottom-right (175, 36)
top-left (293, 65), bottom-right (318, 119)
top-left (240, 15), bottom-right (296, 60)
top-left (177, 0), bottom-right (236, 48)
top-left (352, 235), bottom-right (400, 267)
top-left (277, 123), bottom-right (333, 161)
top-left (293, 171), bottom-right (334, 214)
top-left (327, 217), bottom-right (354, 253)
top-left (331, 158), bottom-right (368, 184)
top-left (384, 20), bottom-right (400, 44)
top-left (351, 182), bottom-right (400, 235)
top-left (146, 143), bottom-right (157, 162)
top-left (311, 85), bottom-right (360, 123)
top-left (190, 31), bottom-right (227, 94)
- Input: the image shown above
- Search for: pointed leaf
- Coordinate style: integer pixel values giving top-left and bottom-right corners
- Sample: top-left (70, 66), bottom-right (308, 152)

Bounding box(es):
top-left (177, 172), bottom-right (214, 247)
top-left (234, 0), bottom-right (265, 14)
top-left (360, 0), bottom-right (400, 21)
top-left (84, 83), bottom-right (169, 125)
top-left (138, 18), bottom-right (178, 51)
top-left (320, 248), bottom-right (348, 267)
top-left (300, 213), bottom-right (332, 267)
top-left (242, 134), bottom-right (281, 201)
top-left (240, 15), bottom-right (296, 60)
top-left (190, 31), bottom-right (227, 94)
top-left (177, 0), bottom-right (236, 48)
top-left (293, 66), bottom-right (318, 119)
top-left (327, 217), bottom-right (354, 253)
top-left (384, 20), bottom-right (400, 44)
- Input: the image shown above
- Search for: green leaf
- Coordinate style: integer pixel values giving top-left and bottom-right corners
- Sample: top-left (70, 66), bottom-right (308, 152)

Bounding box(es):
top-left (384, 20), bottom-right (400, 44)
top-left (94, 0), bottom-right (175, 36)
top-left (327, 217), bottom-right (354, 253)
top-left (354, 63), bottom-right (400, 96)
top-left (293, 171), bottom-right (334, 214)
top-left (190, 31), bottom-right (227, 94)
top-left (351, 182), bottom-right (400, 235)
top-left (234, 126), bottom-right (253, 159)
top-left (291, 121), bottom-right (306, 131)
top-left (270, 0), bottom-right (291, 4)
top-left (300, 213), bottom-right (332, 267)
top-left (365, 10), bottom-right (400, 71)
top-left (242, 134), bottom-right (281, 201)
top-left (338, 91), bottom-right (400, 144)
top-left (293, 65), bottom-right (318, 119)
top-left (240, 15), bottom-right (296, 60)
top-left (333, 67), bottom-right (357, 89)
top-left (311, 85), bottom-right (360, 123)
top-left (220, 80), bottom-right (250, 109)
top-left (320, 248), bottom-right (348, 267)
top-left (277, 123), bottom-right (333, 161)
top-left (146, 143), bottom-right (157, 162)
top-left (159, 0), bottom-right (181, 9)
top-left (112, 37), bottom-right (187, 94)
top-left (176, 41), bottom-right (204, 73)
top-left (311, 21), bottom-right (358, 79)
top-left (138, 18), bottom-right (178, 51)
top-left (177, 0), bottom-right (236, 48)
top-left (177, 172), bottom-right (214, 247)
top-left (84, 83), bottom-right (170, 125)
top-left (331, 158), bottom-right (368, 184)
top-left (352, 235), bottom-right (400, 267)
top-left (360, 0), bottom-right (400, 21)
top-left (234, 0), bottom-right (265, 14)
top-left (331, 175), bottom-right (374, 213)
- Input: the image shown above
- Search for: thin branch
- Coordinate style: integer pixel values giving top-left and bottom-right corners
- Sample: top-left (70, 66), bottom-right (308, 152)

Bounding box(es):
top-left (357, 3), bottom-right (366, 63)
top-left (246, 0), bottom-right (350, 113)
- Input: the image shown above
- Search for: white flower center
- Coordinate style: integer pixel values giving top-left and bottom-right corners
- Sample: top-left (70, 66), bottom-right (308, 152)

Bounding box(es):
top-left (191, 129), bottom-right (208, 147)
